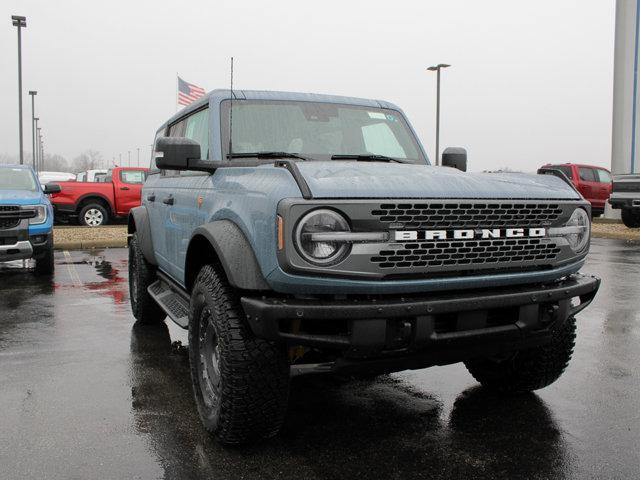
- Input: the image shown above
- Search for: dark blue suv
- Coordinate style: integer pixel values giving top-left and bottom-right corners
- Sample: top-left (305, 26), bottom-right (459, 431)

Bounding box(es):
top-left (128, 90), bottom-right (600, 444)
top-left (0, 165), bottom-right (60, 275)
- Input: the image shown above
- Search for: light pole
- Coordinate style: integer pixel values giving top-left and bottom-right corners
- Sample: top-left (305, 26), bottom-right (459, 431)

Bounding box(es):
top-left (34, 117), bottom-right (39, 170)
top-left (29, 91), bottom-right (37, 169)
top-left (128, 150), bottom-right (131, 167)
top-left (37, 127), bottom-right (42, 169)
top-left (12, 15), bottom-right (27, 164)
top-left (119, 153), bottom-right (122, 166)
top-left (427, 63), bottom-right (450, 166)
top-left (137, 147), bottom-right (140, 167)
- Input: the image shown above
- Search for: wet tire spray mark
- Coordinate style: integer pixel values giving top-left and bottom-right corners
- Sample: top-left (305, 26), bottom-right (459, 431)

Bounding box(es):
top-left (63, 250), bottom-right (83, 287)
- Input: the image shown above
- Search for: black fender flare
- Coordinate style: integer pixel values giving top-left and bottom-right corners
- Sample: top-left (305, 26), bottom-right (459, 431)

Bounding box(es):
top-left (128, 206), bottom-right (158, 265)
top-left (187, 220), bottom-right (269, 291)
top-left (76, 193), bottom-right (115, 215)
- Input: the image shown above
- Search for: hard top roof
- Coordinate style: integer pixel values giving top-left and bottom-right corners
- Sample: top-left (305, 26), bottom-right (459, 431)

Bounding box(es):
top-left (159, 89), bottom-right (402, 130)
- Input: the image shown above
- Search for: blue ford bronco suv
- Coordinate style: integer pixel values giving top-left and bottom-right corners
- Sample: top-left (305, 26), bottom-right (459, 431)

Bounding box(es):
top-left (128, 90), bottom-right (600, 444)
top-left (0, 165), bottom-right (59, 275)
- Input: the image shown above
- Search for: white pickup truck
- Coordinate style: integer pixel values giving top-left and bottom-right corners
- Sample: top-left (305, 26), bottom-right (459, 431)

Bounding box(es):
top-left (609, 174), bottom-right (640, 227)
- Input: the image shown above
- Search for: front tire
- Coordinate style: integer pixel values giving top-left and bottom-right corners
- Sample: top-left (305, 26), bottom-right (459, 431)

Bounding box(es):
top-left (79, 203), bottom-right (109, 227)
top-left (464, 316), bottom-right (577, 394)
top-left (129, 232), bottom-right (165, 324)
top-left (34, 239), bottom-right (54, 276)
top-left (621, 208), bottom-right (640, 228)
top-left (189, 264), bottom-right (290, 445)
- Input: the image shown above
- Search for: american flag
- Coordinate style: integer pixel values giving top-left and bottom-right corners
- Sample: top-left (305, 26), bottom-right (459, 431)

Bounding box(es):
top-left (177, 77), bottom-right (206, 106)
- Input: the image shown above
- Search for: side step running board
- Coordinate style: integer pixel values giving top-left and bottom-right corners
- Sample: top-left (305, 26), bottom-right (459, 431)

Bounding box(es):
top-left (148, 275), bottom-right (190, 328)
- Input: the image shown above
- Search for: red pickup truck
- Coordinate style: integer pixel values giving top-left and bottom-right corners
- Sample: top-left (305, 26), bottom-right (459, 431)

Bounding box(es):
top-left (50, 167), bottom-right (148, 226)
top-left (540, 163), bottom-right (612, 216)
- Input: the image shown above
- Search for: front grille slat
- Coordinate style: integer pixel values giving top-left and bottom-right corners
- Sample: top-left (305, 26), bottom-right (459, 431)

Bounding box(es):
top-left (371, 202), bottom-right (562, 228)
top-left (372, 238), bottom-right (561, 270)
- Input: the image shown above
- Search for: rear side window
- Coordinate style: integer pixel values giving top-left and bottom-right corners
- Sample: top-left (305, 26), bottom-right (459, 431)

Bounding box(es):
top-left (578, 167), bottom-right (597, 182)
top-left (120, 170), bottom-right (147, 184)
top-left (596, 169), bottom-right (612, 183)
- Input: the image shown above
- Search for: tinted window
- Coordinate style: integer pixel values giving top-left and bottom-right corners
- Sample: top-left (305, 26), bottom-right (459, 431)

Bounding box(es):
top-left (0, 168), bottom-right (37, 191)
top-left (578, 167), bottom-right (597, 182)
top-left (596, 169), bottom-right (612, 183)
top-left (120, 170), bottom-right (147, 184)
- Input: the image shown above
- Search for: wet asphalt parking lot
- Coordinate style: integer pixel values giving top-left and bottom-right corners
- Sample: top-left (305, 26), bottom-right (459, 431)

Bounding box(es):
top-left (0, 238), bottom-right (639, 480)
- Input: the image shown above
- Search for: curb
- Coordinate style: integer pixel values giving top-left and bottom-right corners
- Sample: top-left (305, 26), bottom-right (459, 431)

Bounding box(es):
top-left (591, 231), bottom-right (640, 241)
top-left (54, 239), bottom-right (128, 250)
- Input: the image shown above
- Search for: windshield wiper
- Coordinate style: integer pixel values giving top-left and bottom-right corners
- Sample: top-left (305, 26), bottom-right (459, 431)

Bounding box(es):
top-left (330, 154), bottom-right (410, 164)
top-left (227, 152), bottom-right (311, 161)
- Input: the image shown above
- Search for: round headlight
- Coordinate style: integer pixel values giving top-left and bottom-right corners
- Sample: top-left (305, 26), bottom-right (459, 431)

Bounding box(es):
top-left (294, 209), bottom-right (351, 265)
top-left (565, 208), bottom-right (590, 252)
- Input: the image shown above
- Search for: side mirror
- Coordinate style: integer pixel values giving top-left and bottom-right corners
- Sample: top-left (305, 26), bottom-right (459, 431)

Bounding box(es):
top-left (441, 147), bottom-right (467, 172)
top-left (43, 183), bottom-right (61, 194)
top-left (155, 137), bottom-right (201, 170)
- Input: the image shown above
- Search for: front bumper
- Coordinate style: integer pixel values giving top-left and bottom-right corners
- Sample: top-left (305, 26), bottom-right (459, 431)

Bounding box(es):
top-left (241, 273), bottom-right (600, 372)
top-left (0, 240), bottom-right (34, 262)
top-left (0, 227), bottom-right (51, 263)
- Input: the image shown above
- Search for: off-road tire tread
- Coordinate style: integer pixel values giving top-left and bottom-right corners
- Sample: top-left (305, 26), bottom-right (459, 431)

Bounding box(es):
top-left (464, 316), bottom-right (577, 394)
top-left (129, 233), bottom-right (165, 324)
top-left (621, 208), bottom-right (640, 228)
top-left (189, 264), bottom-right (289, 445)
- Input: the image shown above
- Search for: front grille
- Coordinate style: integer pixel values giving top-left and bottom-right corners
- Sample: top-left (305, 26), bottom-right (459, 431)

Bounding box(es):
top-left (0, 206), bottom-right (20, 213)
top-left (0, 205), bottom-right (22, 229)
top-left (370, 237), bottom-right (561, 270)
top-left (0, 218), bottom-right (20, 229)
top-left (371, 202), bottom-right (563, 228)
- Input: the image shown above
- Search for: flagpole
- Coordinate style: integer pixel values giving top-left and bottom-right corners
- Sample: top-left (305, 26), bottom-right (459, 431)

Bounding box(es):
top-left (175, 73), bottom-right (179, 112)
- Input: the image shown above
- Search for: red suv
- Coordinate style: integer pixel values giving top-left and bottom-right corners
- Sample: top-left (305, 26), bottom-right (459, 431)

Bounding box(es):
top-left (541, 163), bottom-right (612, 216)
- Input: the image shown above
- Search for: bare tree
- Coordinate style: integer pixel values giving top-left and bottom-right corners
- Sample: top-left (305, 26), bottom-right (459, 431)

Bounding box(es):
top-left (44, 154), bottom-right (70, 172)
top-left (71, 149), bottom-right (104, 172)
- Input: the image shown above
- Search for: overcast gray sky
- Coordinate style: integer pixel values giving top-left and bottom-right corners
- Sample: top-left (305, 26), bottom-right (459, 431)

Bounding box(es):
top-left (1, 0), bottom-right (615, 172)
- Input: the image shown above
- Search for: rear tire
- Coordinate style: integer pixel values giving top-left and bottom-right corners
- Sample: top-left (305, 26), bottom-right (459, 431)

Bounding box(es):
top-left (621, 208), bottom-right (640, 228)
top-left (464, 316), bottom-right (577, 394)
top-left (34, 239), bottom-right (54, 276)
top-left (79, 203), bottom-right (109, 227)
top-left (189, 264), bottom-right (290, 445)
top-left (129, 232), bottom-right (165, 324)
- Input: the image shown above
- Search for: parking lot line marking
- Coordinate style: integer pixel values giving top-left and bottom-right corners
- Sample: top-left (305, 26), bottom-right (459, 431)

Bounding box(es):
top-left (63, 250), bottom-right (83, 287)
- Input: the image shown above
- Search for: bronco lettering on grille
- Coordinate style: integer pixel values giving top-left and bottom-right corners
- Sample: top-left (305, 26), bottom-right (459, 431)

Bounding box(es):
top-left (394, 228), bottom-right (547, 241)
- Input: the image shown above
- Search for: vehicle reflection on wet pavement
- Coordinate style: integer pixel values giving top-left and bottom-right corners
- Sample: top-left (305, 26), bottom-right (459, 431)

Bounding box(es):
top-left (0, 238), bottom-right (639, 479)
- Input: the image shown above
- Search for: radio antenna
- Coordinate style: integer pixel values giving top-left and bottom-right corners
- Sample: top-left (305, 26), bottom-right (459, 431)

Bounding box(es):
top-left (228, 56), bottom-right (234, 159)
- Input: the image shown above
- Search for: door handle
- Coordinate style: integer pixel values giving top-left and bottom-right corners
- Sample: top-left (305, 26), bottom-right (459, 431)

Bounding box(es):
top-left (162, 196), bottom-right (174, 205)
top-left (146, 194), bottom-right (156, 202)
top-left (120, 186), bottom-right (130, 191)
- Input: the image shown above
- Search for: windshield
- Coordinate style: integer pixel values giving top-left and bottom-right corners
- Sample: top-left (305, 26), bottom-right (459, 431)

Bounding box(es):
top-left (221, 100), bottom-right (428, 164)
top-left (0, 168), bottom-right (38, 191)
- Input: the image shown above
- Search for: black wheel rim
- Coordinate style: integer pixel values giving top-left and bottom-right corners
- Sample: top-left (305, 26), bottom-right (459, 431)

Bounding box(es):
top-left (198, 307), bottom-right (221, 410)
